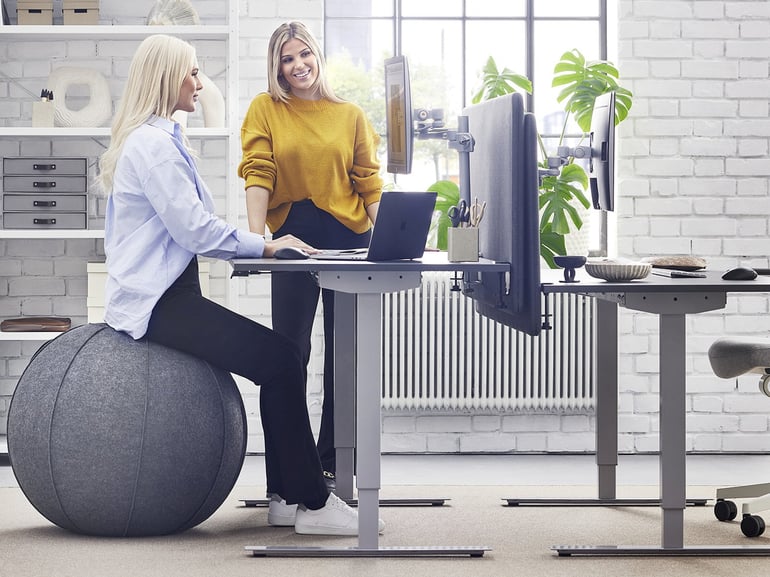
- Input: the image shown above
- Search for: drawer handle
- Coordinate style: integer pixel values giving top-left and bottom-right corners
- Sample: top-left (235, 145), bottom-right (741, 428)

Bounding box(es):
top-left (32, 164), bottom-right (57, 171)
top-left (33, 218), bottom-right (56, 225)
top-left (33, 201), bottom-right (57, 207)
top-left (33, 181), bottom-right (56, 188)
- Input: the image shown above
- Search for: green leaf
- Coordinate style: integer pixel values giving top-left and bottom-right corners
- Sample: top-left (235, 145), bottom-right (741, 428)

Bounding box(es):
top-left (427, 180), bottom-right (460, 251)
top-left (540, 223), bottom-right (567, 269)
top-left (471, 56), bottom-right (532, 104)
top-left (538, 164), bottom-right (590, 235)
top-left (552, 49), bottom-right (633, 132)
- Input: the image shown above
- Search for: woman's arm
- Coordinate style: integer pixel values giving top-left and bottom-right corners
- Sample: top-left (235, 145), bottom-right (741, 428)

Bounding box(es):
top-left (245, 185), bottom-right (270, 235)
top-left (366, 200), bottom-right (379, 225)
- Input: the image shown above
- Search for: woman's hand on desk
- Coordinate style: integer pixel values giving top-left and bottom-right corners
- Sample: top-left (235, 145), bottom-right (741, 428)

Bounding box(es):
top-left (263, 235), bottom-right (318, 258)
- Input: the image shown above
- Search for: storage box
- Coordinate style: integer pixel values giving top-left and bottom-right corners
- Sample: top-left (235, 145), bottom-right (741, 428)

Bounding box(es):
top-left (17, 1), bottom-right (54, 25)
top-left (447, 226), bottom-right (479, 262)
top-left (2, 156), bottom-right (89, 230)
top-left (62, 0), bottom-right (99, 25)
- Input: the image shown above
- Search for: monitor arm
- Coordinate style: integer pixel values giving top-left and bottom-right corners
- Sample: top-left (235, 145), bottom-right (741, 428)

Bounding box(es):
top-left (413, 108), bottom-right (475, 203)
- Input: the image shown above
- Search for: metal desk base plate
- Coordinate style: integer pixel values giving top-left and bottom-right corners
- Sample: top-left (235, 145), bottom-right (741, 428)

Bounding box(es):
top-left (241, 498), bottom-right (448, 508)
top-left (246, 545), bottom-right (490, 558)
top-left (553, 544), bottom-right (770, 557)
top-left (506, 498), bottom-right (708, 507)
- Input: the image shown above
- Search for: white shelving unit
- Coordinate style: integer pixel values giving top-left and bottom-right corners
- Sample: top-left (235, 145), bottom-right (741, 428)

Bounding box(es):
top-left (0, 7), bottom-right (241, 341)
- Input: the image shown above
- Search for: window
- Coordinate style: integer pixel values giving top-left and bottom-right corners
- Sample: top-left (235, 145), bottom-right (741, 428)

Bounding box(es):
top-left (325, 0), bottom-right (610, 254)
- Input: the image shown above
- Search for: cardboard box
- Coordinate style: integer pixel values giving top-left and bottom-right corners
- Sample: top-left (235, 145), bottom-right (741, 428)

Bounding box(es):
top-left (17, 1), bottom-right (54, 25)
top-left (63, 0), bottom-right (99, 25)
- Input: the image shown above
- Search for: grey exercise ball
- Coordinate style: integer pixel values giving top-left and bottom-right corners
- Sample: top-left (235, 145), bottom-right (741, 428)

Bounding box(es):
top-left (7, 323), bottom-right (247, 537)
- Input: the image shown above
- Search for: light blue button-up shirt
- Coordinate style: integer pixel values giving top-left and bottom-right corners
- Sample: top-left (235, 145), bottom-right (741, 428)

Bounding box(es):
top-left (104, 116), bottom-right (265, 339)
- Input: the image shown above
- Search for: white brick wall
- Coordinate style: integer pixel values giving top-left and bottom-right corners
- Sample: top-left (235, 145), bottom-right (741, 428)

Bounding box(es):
top-left (616, 0), bottom-right (770, 454)
top-left (2, 0), bottom-right (770, 455)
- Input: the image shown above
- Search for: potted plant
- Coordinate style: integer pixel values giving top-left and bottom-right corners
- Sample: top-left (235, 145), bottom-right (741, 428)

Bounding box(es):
top-left (431, 51), bottom-right (632, 268)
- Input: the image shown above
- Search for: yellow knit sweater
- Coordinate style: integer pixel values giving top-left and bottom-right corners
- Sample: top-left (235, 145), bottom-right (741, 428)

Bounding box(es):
top-left (238, 93), bottom-right (383, 234)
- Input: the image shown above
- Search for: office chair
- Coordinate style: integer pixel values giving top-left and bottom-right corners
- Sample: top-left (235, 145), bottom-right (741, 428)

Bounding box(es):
top-left (708, 337), bottom-right (770, 537)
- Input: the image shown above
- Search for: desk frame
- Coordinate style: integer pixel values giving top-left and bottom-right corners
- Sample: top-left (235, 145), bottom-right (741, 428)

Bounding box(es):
top-left (232, 254), bottom-right (499, 558)
top-left (541, 271), bottom-right (770, 556)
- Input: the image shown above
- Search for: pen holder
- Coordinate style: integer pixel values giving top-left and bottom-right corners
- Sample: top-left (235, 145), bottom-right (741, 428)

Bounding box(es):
top-left (32, 101), bottom-right (55, 128)
top-left (447, 226), bottom-right (479, 262)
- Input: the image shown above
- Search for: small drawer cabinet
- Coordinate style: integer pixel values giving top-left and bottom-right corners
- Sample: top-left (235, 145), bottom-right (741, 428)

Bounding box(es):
top-left (2, 157), bottom-right (89, 230)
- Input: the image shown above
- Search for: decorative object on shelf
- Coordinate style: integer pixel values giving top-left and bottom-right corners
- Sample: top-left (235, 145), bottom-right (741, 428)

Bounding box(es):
top-left (7, 323), bottom-right (247, 537)
top-left (148, 0), bottom-right (226, 128)
top-left (147, 0), bottom-right (200, 25)
top-left (0, 316), bottom-right (71, 332)
top-left (171, 71), bottom-right (225, 129)
top-left (553, 255), bottom-right (587, 283)
top-left (47, 66), bottom-right (112, 128)
top-left (584, 259), bottom-right (652, 282)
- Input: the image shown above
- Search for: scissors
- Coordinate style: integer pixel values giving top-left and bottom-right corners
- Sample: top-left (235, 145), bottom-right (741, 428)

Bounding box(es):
top-left (469, 197), bottom-right (486, 228)
top-left (447, 200), bottom-right (470, 227)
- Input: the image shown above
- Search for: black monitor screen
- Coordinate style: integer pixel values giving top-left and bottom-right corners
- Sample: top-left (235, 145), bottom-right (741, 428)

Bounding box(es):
top-left (462, 92), bottom-right (542, 336)
top-left (588, 91), bottom-right (616, 212)
top-left (384, 55), bottom-right (414, 175)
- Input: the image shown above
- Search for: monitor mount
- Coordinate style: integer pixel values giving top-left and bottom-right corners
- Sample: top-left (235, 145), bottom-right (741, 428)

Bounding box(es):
top-left (413, 107), bottom-right (475, 203)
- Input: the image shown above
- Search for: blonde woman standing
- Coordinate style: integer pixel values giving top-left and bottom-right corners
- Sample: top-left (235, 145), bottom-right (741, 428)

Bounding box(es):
top-left (238, 22), bottom-right (384, 489)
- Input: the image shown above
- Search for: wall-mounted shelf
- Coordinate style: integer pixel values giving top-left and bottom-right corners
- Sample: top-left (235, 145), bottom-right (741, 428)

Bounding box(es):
top-left (0, 127), bottom-right (229, 137)
top-left (0, 25), bottom-right (228, 41)
top-left (0, 229), bottom-right (104, 239)
top-left (0, 332), bottom-right (59, 341)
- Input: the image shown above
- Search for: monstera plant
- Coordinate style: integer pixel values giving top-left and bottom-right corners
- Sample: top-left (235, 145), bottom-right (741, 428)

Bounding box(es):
top-left (430, 50), bottom-right (632, 268)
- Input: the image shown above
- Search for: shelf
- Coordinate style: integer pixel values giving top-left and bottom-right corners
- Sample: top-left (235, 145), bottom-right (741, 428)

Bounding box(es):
top-left (0, 25), bottom-right (229, 41)
top-left (0, 127), bottom-right (229, 138)
top-left (0, 331), bottom-right (59, 341)
top-left (0, 229), bottom-right (104, 239)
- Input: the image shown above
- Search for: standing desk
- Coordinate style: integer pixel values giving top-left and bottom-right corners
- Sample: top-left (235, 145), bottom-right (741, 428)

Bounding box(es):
top-left (231, 252), bottom-right (503, 557)
top-left (540, 268), bottom-right (770, 556)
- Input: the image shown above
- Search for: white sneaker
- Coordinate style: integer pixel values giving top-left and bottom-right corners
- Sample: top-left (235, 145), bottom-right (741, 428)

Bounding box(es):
top-left (294, 492), bottom-right (385, 536)
top-left (267, 494), bottom-right (297, 526)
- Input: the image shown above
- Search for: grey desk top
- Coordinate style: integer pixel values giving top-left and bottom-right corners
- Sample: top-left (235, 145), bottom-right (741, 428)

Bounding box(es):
top-left (542, 268), bottom-right (770, 294)
top-left (230, 251), bottom-right (507, 275)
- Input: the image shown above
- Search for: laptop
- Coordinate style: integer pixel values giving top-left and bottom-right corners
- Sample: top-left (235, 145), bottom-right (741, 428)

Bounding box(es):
top-left (309, 191), bottom-right (437, 261)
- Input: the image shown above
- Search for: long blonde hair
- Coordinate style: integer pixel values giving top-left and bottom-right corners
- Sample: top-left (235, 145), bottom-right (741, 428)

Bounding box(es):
top-left (98, 34), bottom-right (197, 194)
top-left (266, 21), bottom-right (343, 104)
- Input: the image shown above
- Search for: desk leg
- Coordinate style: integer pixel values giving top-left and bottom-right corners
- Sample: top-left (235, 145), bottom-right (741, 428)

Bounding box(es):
top-left (246, 291), bottom-right (488, 557)
top-left (659, 312), bottom-right (686, 548)
top-left (508, 299), bottom-right (704, 509)
top-left (334, 292), bottom-right (357, 500)
top-left (596, 298), bottom-right (618, 500)
top-left (554, 303), bottom-right (770, 556)
top-left (355, 293), bottom-right (382, 548)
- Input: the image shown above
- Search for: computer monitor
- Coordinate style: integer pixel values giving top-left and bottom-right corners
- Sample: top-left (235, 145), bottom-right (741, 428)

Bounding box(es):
top-left (462, 92), bottom-right (542, 336)
top-left (383, 55), bottom-right (414, 175)
top-left (588, 90), bottom-right (616, 211)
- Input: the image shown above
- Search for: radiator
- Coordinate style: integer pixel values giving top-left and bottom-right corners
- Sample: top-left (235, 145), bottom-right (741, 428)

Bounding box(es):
top-left (382, 272), bottom-right (596, 411)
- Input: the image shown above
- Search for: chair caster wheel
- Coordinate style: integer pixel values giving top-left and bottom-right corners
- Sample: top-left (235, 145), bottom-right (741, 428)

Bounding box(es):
top-left (714, 499), bottom-right (738, 521)
top-left (741, 514), bottom-right (766, 538)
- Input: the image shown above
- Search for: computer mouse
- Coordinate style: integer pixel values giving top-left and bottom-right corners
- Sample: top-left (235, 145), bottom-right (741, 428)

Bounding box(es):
top-left (273, 246), bottom-right (309, 260)
top-left (722, 266), bottom-right (757, 281)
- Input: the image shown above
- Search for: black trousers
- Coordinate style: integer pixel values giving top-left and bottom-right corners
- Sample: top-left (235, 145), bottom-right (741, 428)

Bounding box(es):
top-left (272, 200), bottom-right (371, 473)
top-left (145, 257), bottom-right (328, 507)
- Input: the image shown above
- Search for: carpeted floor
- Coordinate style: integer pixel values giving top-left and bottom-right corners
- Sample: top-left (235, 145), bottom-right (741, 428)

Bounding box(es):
top-left (1, 479), bottom-right (769, 577)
